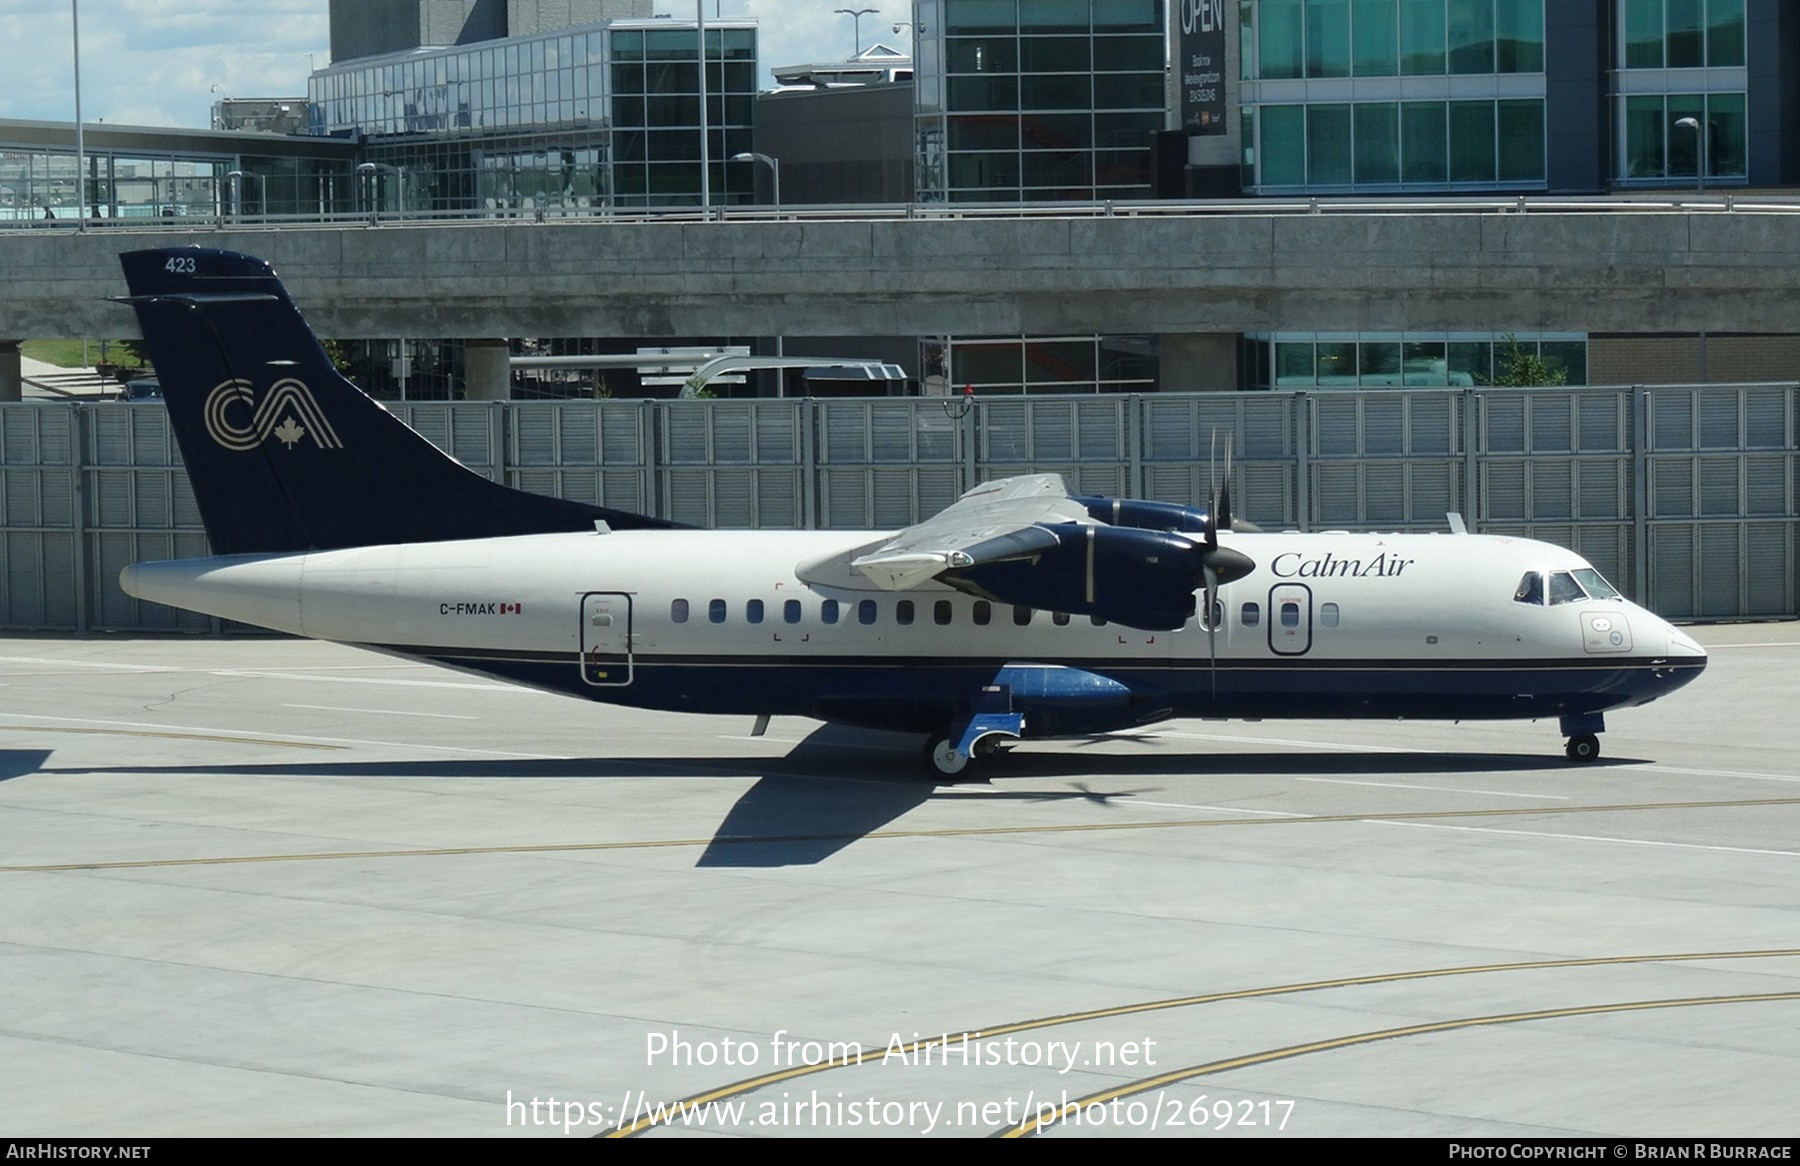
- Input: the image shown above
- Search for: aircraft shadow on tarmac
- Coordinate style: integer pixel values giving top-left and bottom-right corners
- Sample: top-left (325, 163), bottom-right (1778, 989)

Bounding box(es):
top-left (27, 723), bottom-right (1634, 867)
top-left (0, 750), bottom-right (52, 784)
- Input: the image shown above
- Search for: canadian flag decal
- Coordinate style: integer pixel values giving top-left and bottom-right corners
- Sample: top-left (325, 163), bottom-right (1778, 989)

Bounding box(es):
top-left (500, 603), bottom-right (523, 615)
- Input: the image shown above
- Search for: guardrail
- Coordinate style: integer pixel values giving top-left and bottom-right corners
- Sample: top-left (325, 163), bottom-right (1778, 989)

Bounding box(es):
top-left (6, 192), bottom-right (1800, 234)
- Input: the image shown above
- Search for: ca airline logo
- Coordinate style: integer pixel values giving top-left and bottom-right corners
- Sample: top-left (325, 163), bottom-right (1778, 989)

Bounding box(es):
top-left (204, 379), bottom-right (343, 452)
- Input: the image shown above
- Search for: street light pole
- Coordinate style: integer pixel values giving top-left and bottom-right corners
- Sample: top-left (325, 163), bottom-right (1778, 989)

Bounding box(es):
top-left (834, 8), bottom-right (879, 56)
top-left (357, 161), bottom-right (377, 222)
top-left (72, 0), bottom-right (85, 228)
top-left (696, 0), bottom-right (710, 213)
top-left (730, 152), bottom-right (780, 207)
top-left (1674, 116), bottom-right (1705, 194)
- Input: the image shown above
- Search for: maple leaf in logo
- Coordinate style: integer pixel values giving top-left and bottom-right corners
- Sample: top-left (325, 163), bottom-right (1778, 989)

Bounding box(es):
top-left (272, 417), bottom-right (306, 448)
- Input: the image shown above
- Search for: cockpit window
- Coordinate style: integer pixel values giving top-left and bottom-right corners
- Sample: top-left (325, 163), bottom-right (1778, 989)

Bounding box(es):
top-left (1548, 571), bottom-right (1588, 605)
top-left (1513, 571), bottom-right (1544, 605)
top-left (1572, 568), bottom-right (1621, 600)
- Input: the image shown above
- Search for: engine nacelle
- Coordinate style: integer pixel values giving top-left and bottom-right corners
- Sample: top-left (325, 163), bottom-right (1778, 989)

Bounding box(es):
top-left (945, 523), bottom-right (1200, 630)
top-left (1075, 496), bottom-right (1211, 535)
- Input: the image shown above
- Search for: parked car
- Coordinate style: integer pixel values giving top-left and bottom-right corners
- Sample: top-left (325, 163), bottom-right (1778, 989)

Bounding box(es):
top-left (117, 378), bottom-right (162, 402)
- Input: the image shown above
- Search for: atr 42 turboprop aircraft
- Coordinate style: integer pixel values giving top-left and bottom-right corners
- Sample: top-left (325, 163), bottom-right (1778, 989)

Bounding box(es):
top-left (115, 248), bottom-right (1706, 778)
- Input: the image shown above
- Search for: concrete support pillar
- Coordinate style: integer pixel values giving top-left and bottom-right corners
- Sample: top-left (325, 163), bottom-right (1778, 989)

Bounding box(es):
top-left (463, 339), bottom-right (512, 401)
top-left (1157, 333), bottom-right (1240, 393)
top-left (0, 341), bottom-right (22, 403)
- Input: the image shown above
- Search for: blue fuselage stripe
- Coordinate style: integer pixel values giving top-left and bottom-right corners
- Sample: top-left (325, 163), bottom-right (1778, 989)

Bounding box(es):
top-left (364, 643), bottom-right (1705, 737)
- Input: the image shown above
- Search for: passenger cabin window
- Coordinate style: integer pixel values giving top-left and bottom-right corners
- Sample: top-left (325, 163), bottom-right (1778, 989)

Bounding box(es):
top-left (1241, 602), bottom-right (1261, 627)
top-left (1280, 601), bottom-right (1301, 628)
top-left (858, 599), bottom-right (878, 625)
top-left (784, 599), bottom-right (802, 624)
top-left (708, 598), bottom-right (727, 624)
top-left (1320, 602), bottom-right (1340, 627)
top-left (897, 600), bottom-right (915, 626)
top-left (1090, 614), bottom-right (1108, 627)
top-left (1199, 599), bottom-right (1223, 629)
top-left (935, 600), bottom-right (953, 625)
top-left (1013, 605), bottom-right (1032, 626)
top-left (1513, 571), bottom-right (1544, 606)
top-left (746, 599), bottom-right (764, 624)
top-left (1548, 571), bottom-right (1587, 606)
top-left (1052, 612), bottom-right (1071, 626)
top-left (973, 601), bottom-right (992, 626)
top-left (821, 599), bottom-right (840, 625)
top-left (671, 598), bottom-right (689, 624)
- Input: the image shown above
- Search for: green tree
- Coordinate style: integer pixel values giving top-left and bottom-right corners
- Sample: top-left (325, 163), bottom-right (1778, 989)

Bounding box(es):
top-left (1488, 335), bottom-right (1567, 387)
top-left (115, 340), bottom-right (152, 371)
top-left (321, 339), bottom-right (357, 379)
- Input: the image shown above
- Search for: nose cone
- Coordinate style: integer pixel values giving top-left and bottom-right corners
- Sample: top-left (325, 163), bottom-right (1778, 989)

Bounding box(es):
top-left (1637, 619), bottom-right (1707, 707)
top-left (1667, 624), bottom-right (1708, 665)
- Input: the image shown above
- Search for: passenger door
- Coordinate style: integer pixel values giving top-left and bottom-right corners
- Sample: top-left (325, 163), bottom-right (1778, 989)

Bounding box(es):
top-left (580, 592), bottom-right (634, 686)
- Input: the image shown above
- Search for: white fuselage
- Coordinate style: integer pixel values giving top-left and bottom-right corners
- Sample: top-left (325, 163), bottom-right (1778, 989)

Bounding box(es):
top-left (120, 527), bottom-right (1706, 734)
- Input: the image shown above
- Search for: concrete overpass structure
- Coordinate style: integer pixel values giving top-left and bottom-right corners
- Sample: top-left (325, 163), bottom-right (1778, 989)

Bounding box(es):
top-left (4, 206), bottom-right (1800, 397)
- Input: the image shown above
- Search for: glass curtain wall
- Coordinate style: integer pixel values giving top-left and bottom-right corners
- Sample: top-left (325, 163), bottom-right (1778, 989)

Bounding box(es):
top-left (1240, 0), bottom-right (1547, 192)
top-left (928, 335), bottom-right (1160, 393)
top-left (1614, 0), bottom-right (1746, 183)
top-left (1, 146), bottom-right (350, 220)
top-left (916, 0), bottom-right (1167, 202)
top-left (308, 20), bottom-right (757, 210)
top-left (1240, 331), bottom-right (1588, 388)
top-left (0, 151), bottom-right (224, 220)
top-left (611, 25), bottom-right (757, 207)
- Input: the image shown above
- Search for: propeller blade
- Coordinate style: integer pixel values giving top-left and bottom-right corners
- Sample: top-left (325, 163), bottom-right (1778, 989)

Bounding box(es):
top-left (1203, 562), bottom-right (1219, 699)
top-left (1206, 430), bottom-right (1219, 549)
top-left (1218, 434), bottom-right (1234, 534)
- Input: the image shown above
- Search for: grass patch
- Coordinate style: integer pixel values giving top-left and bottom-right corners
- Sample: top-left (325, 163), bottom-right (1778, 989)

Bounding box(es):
top-left (21, 340), bottom-right (148, 371)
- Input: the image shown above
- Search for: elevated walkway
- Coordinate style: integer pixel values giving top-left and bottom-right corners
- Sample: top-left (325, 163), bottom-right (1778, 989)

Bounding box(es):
top-left (3, 205), bottom-right (1798, 340)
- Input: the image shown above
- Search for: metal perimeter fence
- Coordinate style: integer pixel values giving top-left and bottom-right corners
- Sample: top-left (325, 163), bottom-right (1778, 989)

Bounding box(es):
top-left (1, 384), bottom-right (1794, 632)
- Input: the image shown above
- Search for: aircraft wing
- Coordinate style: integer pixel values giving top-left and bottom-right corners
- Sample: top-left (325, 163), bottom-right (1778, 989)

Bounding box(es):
top-left (848, 474), bottom-right (1092, 590)
top-left (823, 473), bottom-right (1256, 631)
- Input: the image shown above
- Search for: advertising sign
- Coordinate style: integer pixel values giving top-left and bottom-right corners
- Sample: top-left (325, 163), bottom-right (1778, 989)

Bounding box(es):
top-left (1178, 0), bottom-right (1227, 136)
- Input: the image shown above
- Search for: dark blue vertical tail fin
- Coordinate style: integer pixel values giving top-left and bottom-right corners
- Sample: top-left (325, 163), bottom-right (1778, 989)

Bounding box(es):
top-left (117, 247), bottom-right (675, 554)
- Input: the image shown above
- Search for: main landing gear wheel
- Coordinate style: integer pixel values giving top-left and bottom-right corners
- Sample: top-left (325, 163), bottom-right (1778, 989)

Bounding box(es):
top-left (923, 736), bottom-right (978, 781)
top-left (1564, 734), bottom-right (1601, 763)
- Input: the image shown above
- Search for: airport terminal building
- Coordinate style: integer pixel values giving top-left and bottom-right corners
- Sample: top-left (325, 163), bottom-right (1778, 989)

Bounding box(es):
top-left (309, 8), bottom-right (760, 212)
top-left (280, 1), bottom-right (1800, 395)
top-left (5, 1), bottom-right (1800, 397)
top-left (904, 0), bottom-right (1800, 394)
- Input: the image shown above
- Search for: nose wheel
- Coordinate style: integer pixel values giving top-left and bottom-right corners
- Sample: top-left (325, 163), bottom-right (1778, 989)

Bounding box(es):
top-left (1559, 714), bottom-right (1605, 764)
top-left (1564, 733), bottom-right (1601, 763)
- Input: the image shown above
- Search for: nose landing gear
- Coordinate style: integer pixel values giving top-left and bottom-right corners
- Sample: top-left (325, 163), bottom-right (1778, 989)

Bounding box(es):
top-left (1560, 713), bottom-right (1605, 764)
top-left (1564, 733), bottom-right (1601, 762)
